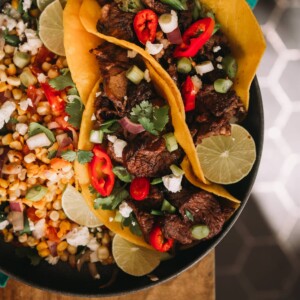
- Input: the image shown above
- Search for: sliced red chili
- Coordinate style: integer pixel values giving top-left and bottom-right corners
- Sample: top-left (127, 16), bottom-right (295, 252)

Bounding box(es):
top-left (149, 226), bottom-right (174, 252)
top-left (26, 207), bottom-right (40, 222)
top-left (130, 177), bottom-right (150, 201)
top-left (46, 226), bottom-right (60, 243)
top-left (182, 76), bottom-right (196, 112)
top-left (89, 145), bottom-right (115, 197)
top-left (133, 9), bottom-right (158, 45)
top-left (41, 82), bottom-right (65, 113)
top-left (174, 18), bottom-right (215, 58)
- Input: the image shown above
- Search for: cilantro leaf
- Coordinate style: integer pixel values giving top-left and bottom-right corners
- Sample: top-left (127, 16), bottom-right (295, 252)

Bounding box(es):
top-left (65, 97), bottom-right (84, 128)
top-left (112, 189), bottom-right (129, 210)
top-left (121, 213), bottom-right (142, 236)
top-left (49, 72), bottom-right (75, 91)
top-left (89, 185), bottom-right (98, 195)
top-left (185, 210), bottom-right (194, 222)
top-left (153, 106), bottom-right (169, 132)
top-left (138, 116), bottom-right (158, 135)
top-left (130, 100), bottom-right (153, 123)
top-left (94, 195), bottom-right (115, 210)
top-left (77, 150), bottom-right (93, 164)
top-left (61, 150), bottom-right (77, 162)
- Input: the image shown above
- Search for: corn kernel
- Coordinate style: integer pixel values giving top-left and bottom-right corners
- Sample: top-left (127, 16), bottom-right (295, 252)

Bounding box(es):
top-left (52, 199), bottom-right (62, 210)
top-left (47, 67), bottom-right (60, 79)
top-left (18, 234), bottom-right (28, 243)
top-left (7, 76), bottom-right (21, 86)
top-left (7, 64), bottom-right (17, 76)
top-left (38, 249), bottom-right (51, 258)
top-left (42, 62), bottom-right (51, 72)
top-left (67, 245), bottom-right (77, 255)
top-left (12, 88), bottom-right (23, 100)
top-left (0, 82), bottom-right (8, 92)
top-left (97, 246), bottom-right (110, 260)
top-left (59, 210), bottom-right (67, 220)
top-left (17, 115), bottom-right (27, 123)
top-left (101, 233), bottom-right (111, 245)
top-left (0, 69), bottom-right (7, 82)
top-left (4, 45), bottom-right (15, 55)
top-left (27, 236), bottom-right (38, 247)
top-left (24, 153), bottom-right (36, 164)
top-left (49, 210), bottom-right (60, 222)
top-left (19, 182), bottom-right (27, 191)
top-left (37, 241), bottom-right (48, 251)
top-left (35, 209), bottom-right (47, 218)
top-left (0, 179), bottom-right (9, 189)
top-left (27, 177), bottom-right (37, 185)
top-left (9, 180), bottom-right (20, 191)
top-left (57, 241), bottom-right (68, 252)
top-left (4, 232), bottom-right (14, 243)
top-left (9, 140), bottom-right (22, 150)
top-left (56, 57), bottom-right (65, 69)
top-left (2, 134), bottom-right (13, 145)
top-left (4, 58), bottom-right (12, 66)
top-left (59, 251), bottom-right (69, 262)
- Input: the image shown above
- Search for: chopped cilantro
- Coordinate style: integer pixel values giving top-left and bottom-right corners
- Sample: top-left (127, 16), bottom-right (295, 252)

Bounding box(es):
top-left (185, 210), bottom-right (194, 222)
top-left (61, 150), bottom-right (77, 162)
top-left (65, 96), bottom-right (84, 128)
top-left (48, 72), bottom-right (75, 91)
top-left (100, 119), bottom-right (119, 133)
top-left (77, 150), bottom-right (93, 164)
top-left (130, 101), bottom-right (169, 136)
top-left (88, 185), bottom-right (98, 195)
top-left (8, 117), bottom-right (18, 124)
top-left (121, 213), bottom-right (142, 236)
top-left (47, 150), bottom-right (57, 159)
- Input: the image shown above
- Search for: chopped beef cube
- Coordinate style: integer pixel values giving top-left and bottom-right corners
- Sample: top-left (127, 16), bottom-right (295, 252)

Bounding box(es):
top-left (123, 133), bottom-right (182, 177)
top-left (141, 0), bottom-right (171, 14)
top-left (162, 214), bottom-right (194, 244)
top-left (179, 191), bottom-right (225, 239)
top-left (97, 3), bottom-right (136, 41)
top-left (166, 188), bottom-right (194, 208)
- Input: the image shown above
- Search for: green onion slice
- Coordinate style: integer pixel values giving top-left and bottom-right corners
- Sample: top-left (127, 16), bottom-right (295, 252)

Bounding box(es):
top-left (191, 225), bottom-right (210, 240)
top-left (25, 185), bottom-right (48, 202)
top-left (126, 65), bottom-right (144, 85)
top-left (161, 199), bottom-right (176, 213)
top-left (214, 79), bottom-right (233, 94)
top-left (222, 56), bottom-right (238, 79)
top-left (163, 132), bottom-right (178, 152)
top-left (113, 166), bottom-right (133, 183)
top-left (177, 57), bottom-right (192, 74)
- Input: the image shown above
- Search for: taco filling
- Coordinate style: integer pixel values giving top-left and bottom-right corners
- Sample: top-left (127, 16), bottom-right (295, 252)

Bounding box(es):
top-left (82, 41), bottom-right (237, 251)
top-left (95, 0), bottom-right (247, 143)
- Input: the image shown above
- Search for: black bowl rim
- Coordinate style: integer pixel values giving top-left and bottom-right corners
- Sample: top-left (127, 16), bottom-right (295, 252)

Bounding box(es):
top-left (0, 77), bottom-right (264, 297)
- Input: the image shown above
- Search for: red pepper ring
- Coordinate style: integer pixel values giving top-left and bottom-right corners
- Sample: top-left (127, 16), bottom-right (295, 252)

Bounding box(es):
top-left (182, 76), bottom-right (196, 112)
top-left (133, 9), bottom-right (158, 45)
top-left (174, 17), bottom-right (215, 58)
top-left (41, 82), bottom-right (65, 113)
top-left (130, 177), bottom-right (150, 201)
top-left (149, 226), bottom-right (174, 252)
top-left (89, 145), bottom-right (115, 197)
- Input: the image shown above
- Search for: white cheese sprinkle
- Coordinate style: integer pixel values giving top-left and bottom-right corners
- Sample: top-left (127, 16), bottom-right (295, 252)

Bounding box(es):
top-left (216, 56), bottom-right (223, 62)
top-left (45, 256), bottom-right (60, 265)
top-left (87, 237), bottom-right (100, 251)
top-left (37, 73), bottom-right (47, 83)
top-left (107, 135), bottom-right (117, 143)
top-left (23, 0), bottom-right (33, 12)
top-left (213, 46), bottom-right (221, 53)
top-left (145, 41), bottom-right (163, 55)
top-left (217, 64), bottom-right (223, 69)
top-left (144, 69), bottom-right (151, 83)
top-left (119, 202), bottom-right (133, 218)
top-left (66, 227), bottom-right (90, 247)
top-left (0, 220), bottom-right (9, 230)
top-left (113, 139), bottom-right (127, 158)
top-left (19, 29), bottom-right (43, 55)
top-left (95, 91), bottom-right (102, 97)
top-left (162, 174), bottom-right (183, 193)
top-left (16, 123), bottom-right (28, 135)
top-left (0, 101), bottom-right (16, 129)
top-left (91, 114), bottom-right (96, 121)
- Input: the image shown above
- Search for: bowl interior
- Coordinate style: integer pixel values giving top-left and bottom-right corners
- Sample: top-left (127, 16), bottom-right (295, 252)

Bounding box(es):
top-left (0, 78), bottom-right (264, 297)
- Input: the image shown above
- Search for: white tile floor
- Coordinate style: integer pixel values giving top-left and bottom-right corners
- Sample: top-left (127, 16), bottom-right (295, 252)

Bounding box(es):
top-left (217, 1), bottom-right (300, 299)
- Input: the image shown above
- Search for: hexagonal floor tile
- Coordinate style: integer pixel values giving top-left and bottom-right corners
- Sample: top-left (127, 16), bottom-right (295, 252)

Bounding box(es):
top-left (285, 161), bottom-right (300, 208)
top-left (286, 220), bottom-right (300, 261)
top-left (243, 244), bottom-right (293, 292)
top-left (254, 0), bottom-right (277, 25)
top-left (280, 60), bottom-right (300, 102)
top-left (282, 111), bottom-right (300, 153)
top-left (257, 39), bottom-right (278, 77)
top-left (276, 7), bottom-right (300, 50)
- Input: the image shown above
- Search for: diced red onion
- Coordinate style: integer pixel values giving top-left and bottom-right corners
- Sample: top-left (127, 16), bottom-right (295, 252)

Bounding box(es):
top-left (9, 201), bottom-right (23, 212)
top-left (47, 121), bottom-right (60, 130)
top-left (56, 133), bottom-right (68, 145)
top-left (68, 127), bottom-right (78, 147)
top-left (118, 117), bottom-right (145, 134)
top-left (47, 241), bottom-right (58, 257)
top-left (167, 27), bottom-right (183, 45)
top-left (11, 211), bottom-right (24, 231)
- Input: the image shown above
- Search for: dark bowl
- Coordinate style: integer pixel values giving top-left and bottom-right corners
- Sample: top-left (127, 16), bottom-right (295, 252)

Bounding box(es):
top-left (0, 78), bottom-right (264, 297)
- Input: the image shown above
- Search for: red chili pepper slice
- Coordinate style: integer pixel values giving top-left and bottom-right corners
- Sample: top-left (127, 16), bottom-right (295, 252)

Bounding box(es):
top-left (89, 145), bottom-right (115, 197)
top-left (174, 18), bottom-right (215, 58)
top-left (133, 9), bottom-right (158, 45)
top-left (149, 226), bottom-right (174, 252)
top-left (130, 177), bottom-right (150, 201)
top-left (46, 226), bottom-right (60, 243)
top-left (182, 76), bottom-right (196, 112)
top-left (41, 82), bottom-right (65, 113)
top-left (26, 207), bottom-right (40, 222)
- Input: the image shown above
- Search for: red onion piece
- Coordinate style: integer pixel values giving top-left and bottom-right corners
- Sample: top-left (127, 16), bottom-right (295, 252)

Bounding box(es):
top-left (118, 117), bottom-right (145, 134)
top-left (68, 127), bottom-right (78, 147)
top-left (9, 201), bottom-right (23, 212)
top-left (56, 133), bottom-right (68, 145)
top-left (48, 121), bottom-right (60, 130)
top-left (11, 211), bottom-right (24, 231)
top-left (167, 27), bottom-right (183, 44)
top-left (47, 241), bottom-right (58, 257)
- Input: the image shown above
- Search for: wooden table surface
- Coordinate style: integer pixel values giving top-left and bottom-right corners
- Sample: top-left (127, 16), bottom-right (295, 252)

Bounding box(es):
top-left (0, 251), bottom-right (215, 300)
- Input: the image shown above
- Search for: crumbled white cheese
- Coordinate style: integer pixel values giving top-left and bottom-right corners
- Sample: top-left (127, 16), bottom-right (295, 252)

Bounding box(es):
top-left (119, 202), bottom-right (133, 218)
top-left (145, 41), bottom-right (163, 55)
top-left (66, 227), bottom-right (90, 247)
top-left (19, 98), bottom-right (33, 111)
top-left (64, 115), bottom-right (69, 122)
top-left (87, 237), bottom-right (100, 251)
top-left (16, 20), bottom-right (26, 36)
top-left (32, 219), bottom-right (46, 239)
top-left (0, 101), bottom-right (16, 129)
top-left (95, 91), bottom-right (102, 97)
top-left (162, 174), bottom-right (183, 193)
top-left (94, 274), bottom-right (101, 280)
top-left (144, 69), bottom-right (151, 83)
top-left (0, 14), bottom-right (17, 31)
top-left (16, 123), bottom-right (28, 135)
top-left (37, 73), bottom-right (47, 83)
top-left (19, 29), bottom-right (43, 55)
top-left (217, 64), bottom-right (223, 69)
top-left (0, 220), bottom-right (9, 230)
top-left (216, 56), bottom-right (223, 62)
top-left (45, 256), bottom-right (60, 265)
top-left (91, 114), bottom-right (96, 121)
top-left (127, 50), bottom-right (137, 58)
top-left (23, 0), bottom-right (32, 12)
top-left (113, 139), bottom-right (127, 158)
top-left (213, 46), bottom-right (221, 53)
top-left (107, 135), bottom-right (117, 143)
top-left (191, 75), bottom-right (202, 92)
top-left (28, 219), bottom-right (35, 231)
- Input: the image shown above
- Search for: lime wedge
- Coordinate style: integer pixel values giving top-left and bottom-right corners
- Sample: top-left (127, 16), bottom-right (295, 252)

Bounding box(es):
top-left (196, 124), bottom-right (256, 184)
top-left (37, 0), bottom-right (67, 11)
top-left (112, 235), bottom-right (161, 276)
top-left (38, 0), bottom-right (65, 56)
top-left (62, 184), bottom-right (103, 228)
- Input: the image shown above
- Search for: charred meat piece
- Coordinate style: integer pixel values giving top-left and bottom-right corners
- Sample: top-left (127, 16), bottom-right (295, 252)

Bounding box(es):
top-left (179, 191), bottom-right (225, 239)
top-left (166, 187), bottom-right (194, 208)
top-left (123, 133), bottom-right (182, 177)
top-left (97, 3), bottom-right (136, 41)
top-left (141, 0), bottom-right (171, 14)
top-left (178, 0), bottom-right (195, 32)
top-left (162, 215), bottom-right (194, 244)
top-left (106, 141), bottom-right (125, 164)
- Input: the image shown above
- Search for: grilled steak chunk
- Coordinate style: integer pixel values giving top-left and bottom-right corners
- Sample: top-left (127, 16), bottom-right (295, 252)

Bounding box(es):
top-left (162, 215), bottom-right (194, 244)
top-left (179, 191), bottom-right (225, 239)
top-left (123, 133), bottom-right (182, 177)
top-left (141, 0), bottom-right (171, 14)
top-left (97, 3), bottom-right (135, 41)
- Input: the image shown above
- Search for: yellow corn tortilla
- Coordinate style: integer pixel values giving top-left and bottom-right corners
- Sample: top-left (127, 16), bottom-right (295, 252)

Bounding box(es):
top-left (78, 0), bottom-right (265, 185)
top-left (63, 0), bottom-right (101, 105)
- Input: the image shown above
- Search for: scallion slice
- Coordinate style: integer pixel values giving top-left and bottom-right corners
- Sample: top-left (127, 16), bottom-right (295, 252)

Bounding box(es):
top-left (151, 178), bottom-right (163, 185)
top-left (170, 164), bottom-right (185, 176)
top-left (191, 225), bottom-right (210, 240)
top-left (151, 210), bottom-right (164, 216)
top-left (126, 65), bottom-right (144, 85)
top-left (222, 56), bottom-right (238, 79)
top-left (113, 166), bottom-right (133, 183)
top-left (161, 199), bottom-right (176, 213)
top-left (214, 79), bottom-right (233, 94)
top-left (160, 0), bottom-right (187, 10)
top-left (25, 185), bottom-right (48, 202)
top-left (163, 132), bottom-right (178, 152)
top-left (13, 51), bottom-right (30, 69)
top-left (177, 57), bottom-right (192, 74)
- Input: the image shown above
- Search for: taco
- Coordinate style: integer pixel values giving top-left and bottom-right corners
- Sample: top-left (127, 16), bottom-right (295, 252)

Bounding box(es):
top-left (77, 0), bottom-right (266, 184)
top-left (66, 24), bottom-right (240, 250)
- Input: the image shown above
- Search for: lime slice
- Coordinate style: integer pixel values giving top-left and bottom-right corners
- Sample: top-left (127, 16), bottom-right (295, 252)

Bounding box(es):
top-left (196, 124), bottom-right (256, 184)
top-left (38, 0), bottom-right (65, 56)
top-left (37, 0), bottom-right (67, 11)
top-left (62, 184), bottom-right (103, 228)
top-left (112, 235), bottom-right (161, 276)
